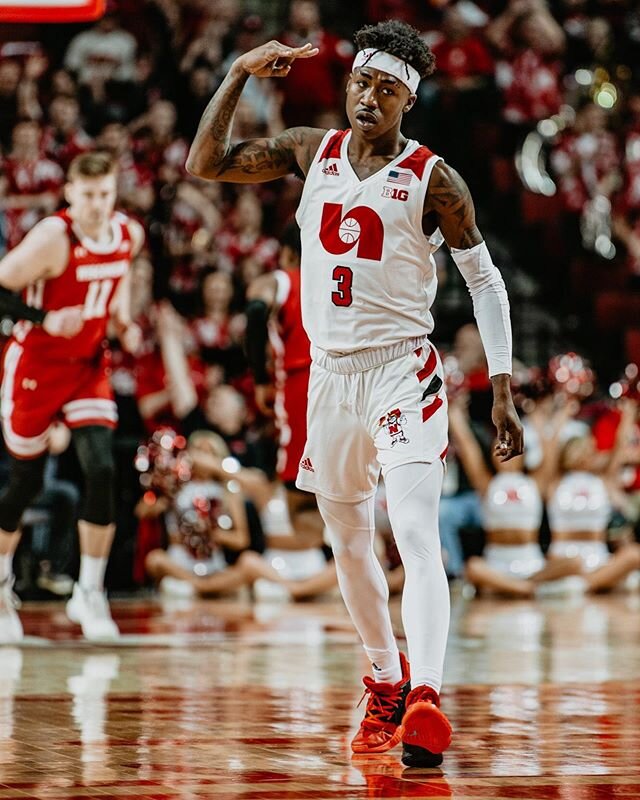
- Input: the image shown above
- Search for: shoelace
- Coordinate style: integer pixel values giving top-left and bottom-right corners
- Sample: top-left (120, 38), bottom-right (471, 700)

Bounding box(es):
top-left (407, 685), bottom-right (440, 708)
top-left (357, 679), bottom-right (404, 730)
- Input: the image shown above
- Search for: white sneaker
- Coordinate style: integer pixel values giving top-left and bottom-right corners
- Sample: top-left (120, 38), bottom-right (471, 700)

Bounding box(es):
top-left (159, 576), bottom-right (195, 598)
top-left (66, 583), bottom-right (120, 642)
top-left (0, 577), bottom-right (23, 644)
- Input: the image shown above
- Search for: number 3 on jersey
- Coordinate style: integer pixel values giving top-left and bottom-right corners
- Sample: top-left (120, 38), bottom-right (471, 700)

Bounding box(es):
top-left (84, 279), bottom-right (113, 319)
top-left (331, 266), bottom-right (353, 307)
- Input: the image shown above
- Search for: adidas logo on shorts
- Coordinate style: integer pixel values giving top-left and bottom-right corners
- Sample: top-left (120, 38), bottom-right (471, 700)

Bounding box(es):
top-left (300, 457), bottom-right (315, 472)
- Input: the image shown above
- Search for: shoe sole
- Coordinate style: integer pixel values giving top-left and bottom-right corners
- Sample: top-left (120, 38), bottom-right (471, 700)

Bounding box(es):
top-left (401, 742), bottom-right (444, 768)
top-left (351, 725), bottom-right (404, 754)
top-left (401, 702), bottom-right (452, 754)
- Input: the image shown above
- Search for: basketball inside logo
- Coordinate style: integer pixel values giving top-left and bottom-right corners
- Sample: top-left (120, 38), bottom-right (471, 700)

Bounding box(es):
top-left (339, 217), bottom-right (361, 244)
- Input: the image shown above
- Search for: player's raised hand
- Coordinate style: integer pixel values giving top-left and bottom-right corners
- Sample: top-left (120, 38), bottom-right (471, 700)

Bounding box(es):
top-left (43, 306), bottom-right (84, 338)
top-left (238, 41), bottom-right (319, 79)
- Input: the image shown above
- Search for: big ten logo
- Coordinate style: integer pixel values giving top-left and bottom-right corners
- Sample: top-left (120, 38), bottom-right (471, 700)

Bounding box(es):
top-left (381, 186), bottom-right (409, 202)
top-left (319, 203), bottom-right (384, 260)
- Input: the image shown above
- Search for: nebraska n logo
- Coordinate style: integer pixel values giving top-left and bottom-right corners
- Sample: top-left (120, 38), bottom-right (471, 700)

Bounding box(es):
top-left (319, 203), bottom-right (384, 261)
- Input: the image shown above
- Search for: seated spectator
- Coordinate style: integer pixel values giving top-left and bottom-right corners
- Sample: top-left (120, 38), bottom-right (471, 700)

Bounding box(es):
top-left (0, 51), bottom-right (45, 151)
top-left (487, 0), bottom-right (565, 146)
top-left (217, 190), bottom-right (279, 275)
top-left (0, 120), bottom-right (63, 251)
top-left (277, 0), bottom-right (353, 127)
top-left (161, 179), bottom-right (221, 309)
top-left (42, 95), bottom-right (93, 172)
top-left (98, 121), bottom-right (154, 217)
top-left (64, 4), bottom-right (137, 86)
top-left (177, 66), bottom-right (218, 140)
top-left (550, 102), bottom-right (620, 217)
top-left (130, 99), bottom-right (188, 186)
top-left (189, 269), bottom-right (246, 374)
top-left (156, 301), bottom-right (274, 508)
top-left (144, 430), bottom-right (262, 598)
top-left (431, 5), bottom-right (494, 93)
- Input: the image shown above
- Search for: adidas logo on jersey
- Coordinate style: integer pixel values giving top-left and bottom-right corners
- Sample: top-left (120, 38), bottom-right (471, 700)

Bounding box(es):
top-left (300, 457), bottom-right (315, 472)
top-left (322, 162), bottom-right (340, 176)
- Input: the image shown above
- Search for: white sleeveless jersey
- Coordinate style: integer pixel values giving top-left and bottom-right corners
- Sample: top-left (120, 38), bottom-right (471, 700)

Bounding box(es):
top-left (548, 472), bottom-right (611, 534)
top-left (296, 129), bottom-right (444, 354)
top-left (483, 472), bottom-right (543, 532)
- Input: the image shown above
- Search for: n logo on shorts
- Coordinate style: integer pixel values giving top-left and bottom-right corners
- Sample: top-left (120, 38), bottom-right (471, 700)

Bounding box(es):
top-left (319, 203), bottom-right (384, 261)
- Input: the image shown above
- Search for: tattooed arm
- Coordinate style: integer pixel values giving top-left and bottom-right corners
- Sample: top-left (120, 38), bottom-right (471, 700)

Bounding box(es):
top-left (186, 41), bottom-right (325, 183)
top-left (423, 161), bottom-right (482, 249)
top-left (425, 161), bottom-right (523, 461)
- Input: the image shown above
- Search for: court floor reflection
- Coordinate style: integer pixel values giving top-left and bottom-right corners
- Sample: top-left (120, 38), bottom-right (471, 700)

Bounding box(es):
top-left (0, 592), bottom-right (638, 799)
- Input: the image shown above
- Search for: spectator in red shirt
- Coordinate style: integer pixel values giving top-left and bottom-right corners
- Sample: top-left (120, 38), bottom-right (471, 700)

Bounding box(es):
top-left (217, 190), bottom-right (279, 275)
top-left (487, 0), bottom-right (565, 148)
top-left (0, 53), bottom-right (45, 152)
top-left (42, 95), bottom-right (94, 172)
top-left (131, 100), bottom-right (189, 186)
top-left (278, 0), bottom-right (353, 127)
top-left (551, 102), bottom-right (620, 215)
top-left (432, 6), bottom-right (494, 90)
top-left (189, 270), bottom-right (246, 378)
top-left (98, 121), bottom-right (154, 217)
top-left (0, 120), bottom-right (63, 252)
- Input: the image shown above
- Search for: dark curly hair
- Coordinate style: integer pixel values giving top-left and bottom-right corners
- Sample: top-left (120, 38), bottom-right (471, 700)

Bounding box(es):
top-left (353, 20), bottom-right (435, 80)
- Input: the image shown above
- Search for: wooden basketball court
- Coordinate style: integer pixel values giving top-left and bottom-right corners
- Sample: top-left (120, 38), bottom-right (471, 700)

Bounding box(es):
top-left (1, 591), bottom-right (639, 799)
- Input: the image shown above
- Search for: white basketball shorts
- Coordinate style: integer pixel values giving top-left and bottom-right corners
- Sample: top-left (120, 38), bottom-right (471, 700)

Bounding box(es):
top-left (296, 339), bottom-right (448, 502)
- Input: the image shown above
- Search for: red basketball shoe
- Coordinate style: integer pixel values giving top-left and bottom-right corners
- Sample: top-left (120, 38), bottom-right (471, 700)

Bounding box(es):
top-left (351, 652), bottom-right (410, 754)
top-left (401, 685), bottom-right (452, 768)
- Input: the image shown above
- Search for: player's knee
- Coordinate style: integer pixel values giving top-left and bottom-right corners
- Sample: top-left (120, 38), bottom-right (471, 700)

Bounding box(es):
top-left (0, 456), bottom-right (46, 532)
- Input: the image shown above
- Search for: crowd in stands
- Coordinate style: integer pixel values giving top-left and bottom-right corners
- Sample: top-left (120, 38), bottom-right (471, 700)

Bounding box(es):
top-left (0, 0), bottom-right (639, 597)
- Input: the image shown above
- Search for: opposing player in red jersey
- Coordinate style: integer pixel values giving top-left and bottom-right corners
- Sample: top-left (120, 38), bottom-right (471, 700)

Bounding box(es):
top-left (245, 222), bottom-right (325, 550)
top-left (0, 151), bottom-right (144, 643)
top-left (186, 21), bottom-right (523, 767)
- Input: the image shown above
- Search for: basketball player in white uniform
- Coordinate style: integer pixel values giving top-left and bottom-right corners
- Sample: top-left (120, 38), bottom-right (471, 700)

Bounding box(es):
top-left (186, 20), bottom-right (523, 768)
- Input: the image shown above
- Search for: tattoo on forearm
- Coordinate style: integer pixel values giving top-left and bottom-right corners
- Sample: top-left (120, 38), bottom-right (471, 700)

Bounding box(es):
top-left (189, 69), bottom-right (248, 173)
top-left (427, 164), bottom-right (483, 249)
top-left (218, 128), bottom-right (310, 177)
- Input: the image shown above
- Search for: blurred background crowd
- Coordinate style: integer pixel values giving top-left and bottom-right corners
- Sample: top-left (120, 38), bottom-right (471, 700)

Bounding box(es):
top-left (1, 0), bottom-right (640, 599)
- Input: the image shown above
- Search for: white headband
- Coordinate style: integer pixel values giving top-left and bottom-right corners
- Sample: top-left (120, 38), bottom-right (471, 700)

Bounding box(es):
top-left (352, 48), bottom-right (420, 94)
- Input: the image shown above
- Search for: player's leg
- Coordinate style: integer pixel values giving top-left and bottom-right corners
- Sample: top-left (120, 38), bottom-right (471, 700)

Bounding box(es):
top-left (297, 363), bottom-right (408, 754)
top-left (384, 460), bottom-right (453, 767)
top-left (0, 454), bottom-right (47, 642)
top-left (317, 493), bottom-right (410, 754)
top-left (65, 425), bottom-right (119, 641)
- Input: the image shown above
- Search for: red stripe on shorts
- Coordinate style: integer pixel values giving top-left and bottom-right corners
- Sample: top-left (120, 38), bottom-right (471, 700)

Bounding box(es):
top-left (422, 396), bottom-right (443, 423)
top-left (417, 347), bottom-right (437, 382)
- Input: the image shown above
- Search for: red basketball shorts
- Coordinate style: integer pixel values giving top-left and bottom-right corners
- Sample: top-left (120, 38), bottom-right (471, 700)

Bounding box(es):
top-left (275, 366), bottom-right (309, 484)
top-left (1, 341), bottom-right (117, 459)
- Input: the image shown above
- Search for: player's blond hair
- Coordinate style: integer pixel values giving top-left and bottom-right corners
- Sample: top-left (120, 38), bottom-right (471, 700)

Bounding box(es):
top-left (67, 151), bottom-right (117, 181)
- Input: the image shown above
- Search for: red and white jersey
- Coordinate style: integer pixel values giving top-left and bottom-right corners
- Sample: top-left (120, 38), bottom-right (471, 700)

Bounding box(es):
top-left (268, 268), bottom-right (311, 377)
top-left (296, 129), bottom-right (444, 354)
top-left (12, 209), bottom-right (133, 361)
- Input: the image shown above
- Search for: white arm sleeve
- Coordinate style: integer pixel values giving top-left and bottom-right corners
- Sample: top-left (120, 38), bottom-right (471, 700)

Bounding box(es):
top-left (450, 240), bottom-right (512, 377)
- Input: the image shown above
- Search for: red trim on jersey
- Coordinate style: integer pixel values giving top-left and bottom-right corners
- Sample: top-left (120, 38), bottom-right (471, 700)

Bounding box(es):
top-left (396, 146), bottom-right (434, 180)
top-left (416, 346), bottom-right (437, 382)
top-left (440, 445), bottom-right (449, 461)
top-left (318, 130), bottom-right (349, 162)
top-left (422, 396), bottom-right (443, 423)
